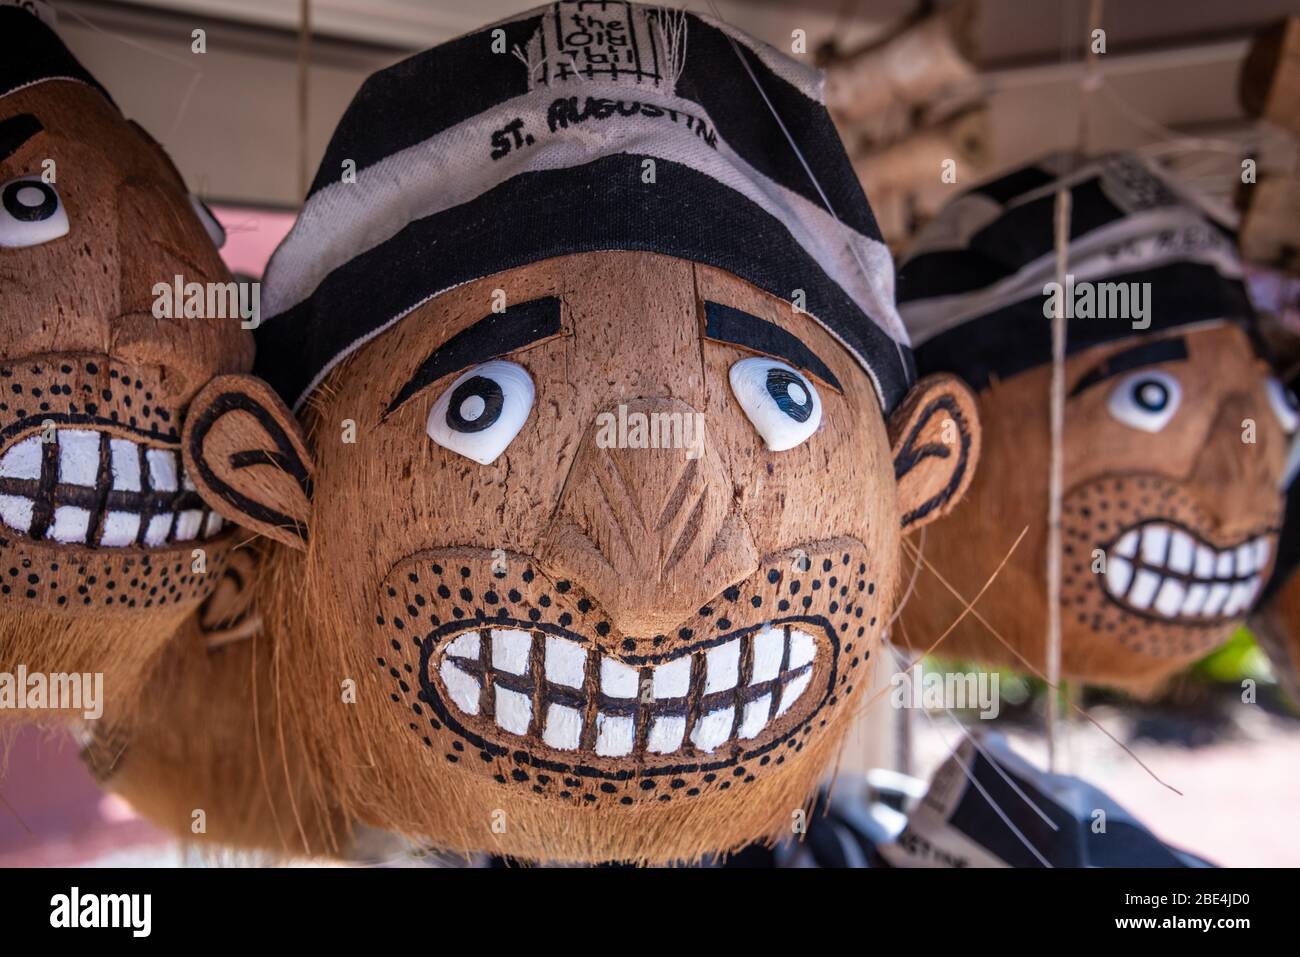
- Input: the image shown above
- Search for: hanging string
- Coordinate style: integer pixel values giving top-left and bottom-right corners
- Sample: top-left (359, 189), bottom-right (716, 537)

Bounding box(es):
top-left (902, 537), bottom-right (1183, 794)
top-left (1045, 0), bottom-right (1103, 773)
top-left (297, 0), bottom-right (312, 201)
top-left (54, 2), bottom-right (204, 142)
top-left (884, 643), bottom-right (1055, 867)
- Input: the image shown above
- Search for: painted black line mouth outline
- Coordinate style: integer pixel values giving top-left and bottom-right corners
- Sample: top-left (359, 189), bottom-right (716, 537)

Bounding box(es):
top-left (1094, 517), bottom-right (1277, 627)
top-left (407, 614), bottom-right (840, 781)
top-left (0, 420), bottom-right (226, 549)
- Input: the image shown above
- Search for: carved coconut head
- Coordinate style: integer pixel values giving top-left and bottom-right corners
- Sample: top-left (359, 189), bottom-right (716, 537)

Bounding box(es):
top-left (181, 3), bottom-right (979, 862)
top-left (1249, 452), bottom-right (1300, 707)
top-left (896, 154), bottom-right (1294, 690)
top-left (0, 8), bottom-right (254, 712)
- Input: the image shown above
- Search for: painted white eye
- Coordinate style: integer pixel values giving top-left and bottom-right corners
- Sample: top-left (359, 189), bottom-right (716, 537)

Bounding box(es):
top-left (189, 194), bottom-right (226, 249)
top-left (1266, 377), bottom-right (1299, 434)
top-left (0, 176), bottom-right (68, 248)
top-left (1107, 370), bottom-right (1181, 433)
top-left (729, 357), bottom-right (821, 451)
top-left (426, 360), bottom-right (534, 465)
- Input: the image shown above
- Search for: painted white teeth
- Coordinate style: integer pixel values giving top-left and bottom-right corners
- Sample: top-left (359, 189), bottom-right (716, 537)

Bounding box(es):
top-left (703, 639), bottom-right (740, 694)
top-left (493, 686), bottom-right (531, 736)
top-left (751, 627), bottom-right (783, 683)
top-left (108, 438), bottom-right (141, 491)
top-left (600, 657), bottom-right (638, 698)
top-left (439, 625), bottom-right (819, 758)
top-left (491, 628), bottom-right (530, 675)
top-left (1129, 570), bottom-right (1160, 610)
top-left (0, 436), bottom-right (41, 480)
top-left (145, 448), bottom-right (177, 491)
top-left (48, 505), bottom-right (91, 543)
top-left (542, 702), bottom-right (582, 750)
top-left (652, 656), bottom-right (691, 699)
top-left (173, 509), bottom-right (204, 541)
top-left (1114, 530), bottom-right (1139, 558)
top-left (544, 635), bottom-right (583, 688)
top-left (1105, 522), bottom-right (1272, 621)
top-left (143, 514), bottom-right (173, 547)
top-left (595, 713), bottom-right (634, 756)
top-left (1140, 526), bottom-right (1169, 565)
top-left (1181, 583), bottom-right (1209, 617)
top-left (778, 670), bottom-right (813, 717)
top-left (1168, 531), bottom-right (1194, 574)
top-left (1223, 585), bottom-right (1247, 617)
top-left (689, 706), bottom-right (734, 752)
top-left (1216, 551), bottom-right (1234, 578)
top-left (58, 430), bottom-right (100, 486)
top-left (0, 430), bottom-right (225, 548)
top-left (0, 494), bottom-right (34, 533)
top-left (100, 511), bottom-right (141, 547)
top-left (1152, 580), bottom-right (1186, 617)
top-left (1106, 556), bottom-right (1134, 597)
top-left (646, 715), bottom-right (686, 754)
top-left (1203, 582), bottom-right (1231, 616)
top-left (1255, 538), bottom-right (1271, 571)
top-left (440, 659), bottom-right (480, 715)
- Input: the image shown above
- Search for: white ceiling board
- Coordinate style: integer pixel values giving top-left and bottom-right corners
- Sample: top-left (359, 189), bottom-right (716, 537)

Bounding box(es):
top-left (99, 0), bottom-right (893, 52)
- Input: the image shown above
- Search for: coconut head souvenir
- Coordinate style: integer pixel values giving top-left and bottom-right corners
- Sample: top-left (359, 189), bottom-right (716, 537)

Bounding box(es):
top-left (1249, 451), bottom-right (1300, 705)
top-left (895, 153), bottom-right (1296, 692)
top-left (0, 5), bottom-right (254, 719)
top-left (172, 2), bottom-right (980, 863)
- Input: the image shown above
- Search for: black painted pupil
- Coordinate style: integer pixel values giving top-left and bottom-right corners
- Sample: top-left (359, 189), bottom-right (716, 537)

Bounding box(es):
top-left (1133, 379), bottom-right (1168, 412)
top-left (446, 376), bottom-right (504, 433)
top-left (3, 181), bottom-right (57, 222)
top-left (766, 368), bottom-right (813, 423)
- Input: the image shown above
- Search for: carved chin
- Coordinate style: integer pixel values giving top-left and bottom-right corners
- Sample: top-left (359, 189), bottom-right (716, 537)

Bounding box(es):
top-left (371, 541), bottom-right (881, 807)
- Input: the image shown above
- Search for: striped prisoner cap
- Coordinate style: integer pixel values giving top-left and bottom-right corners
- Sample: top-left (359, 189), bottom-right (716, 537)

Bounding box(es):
top-left (0, 2), bottom-right (114, 105)
top-left (896, 152), bottom-right (1255, 389)
top-left (255, 1), bottom-right (912, 413)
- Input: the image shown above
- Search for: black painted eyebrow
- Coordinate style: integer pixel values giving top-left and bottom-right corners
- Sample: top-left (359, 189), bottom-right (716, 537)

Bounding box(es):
top-left (1069, 336), bottom-right (1188, 397)
top-left (703, 301), bottom-right (842, 391)
top-left (384, 295), bottom-right (562, 417)
top-left (0, 114), bottom-right (43, 164)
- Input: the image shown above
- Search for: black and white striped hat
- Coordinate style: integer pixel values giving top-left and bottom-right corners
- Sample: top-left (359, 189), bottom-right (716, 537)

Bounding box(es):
top-left (897, 152), bottom-right (1255, 388)
top-left (0, 2), bottom-right (113, 105)
top-left (255, 1), bottom-right (912, 413)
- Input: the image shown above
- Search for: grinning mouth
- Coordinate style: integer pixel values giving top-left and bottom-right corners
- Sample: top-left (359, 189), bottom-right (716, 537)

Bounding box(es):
top-left (0, 428), bottom-right (224, 548)
top-left (1102, 520), bottom-right (1272, 622)
top-left (435, 621), bottom-right (820, 759)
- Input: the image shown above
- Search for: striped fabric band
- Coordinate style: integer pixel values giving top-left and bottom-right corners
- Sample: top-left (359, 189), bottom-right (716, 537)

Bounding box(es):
top-left (255, 2), bottom-right (913, 413)
top-left (896, 152), bottom-right (1254, 386)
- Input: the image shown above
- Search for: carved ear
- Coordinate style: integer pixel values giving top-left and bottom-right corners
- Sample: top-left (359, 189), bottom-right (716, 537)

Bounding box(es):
top-left (199, 547), bottom-right (262, 649)
top-left (890, 373), bottom-right (981, 532)
top-left (182, 375), bottom-right (313, 549)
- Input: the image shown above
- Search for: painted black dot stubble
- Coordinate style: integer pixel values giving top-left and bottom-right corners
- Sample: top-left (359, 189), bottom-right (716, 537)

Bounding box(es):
top-left (369, 545), bottom-right (879, 806)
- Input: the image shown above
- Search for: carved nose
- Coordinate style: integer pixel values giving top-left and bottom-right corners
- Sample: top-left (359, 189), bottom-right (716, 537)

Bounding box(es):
top-left (1187, 393), bottom-right (1283, 536)
top-left (538, 397), bottom-right (759, 638)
